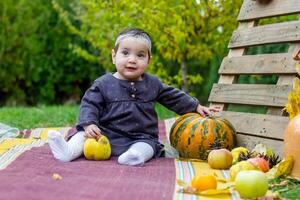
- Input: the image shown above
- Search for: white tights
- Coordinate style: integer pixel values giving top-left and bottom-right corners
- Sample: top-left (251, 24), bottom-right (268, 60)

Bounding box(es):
top-left (47, 131), bottom-right (154, 166)
top-left (48, 131), bottom-right (85, 162)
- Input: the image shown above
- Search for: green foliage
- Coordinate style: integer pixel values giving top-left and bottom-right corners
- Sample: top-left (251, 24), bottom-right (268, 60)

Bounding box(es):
top-left (0, 0), bottom-right (101, 105)
top-left (2, 0), bottom-right (290, 107)
top-left (0, 0), bottom-right (243, 105)
top-left (52, 0), bottom-right (242, 95)
top-left (228, 104), bottom-right (267, 114)
top-left (269, 177), bottom-right (300, 199)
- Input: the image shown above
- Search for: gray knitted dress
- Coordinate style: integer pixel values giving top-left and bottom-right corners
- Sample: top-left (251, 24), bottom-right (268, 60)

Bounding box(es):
top-left (75, 73), bottom-right (199, 157)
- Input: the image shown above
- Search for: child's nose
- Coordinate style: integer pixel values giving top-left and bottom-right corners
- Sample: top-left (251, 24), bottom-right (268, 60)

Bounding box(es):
top-left (128, 55), bottom-right (137, 63)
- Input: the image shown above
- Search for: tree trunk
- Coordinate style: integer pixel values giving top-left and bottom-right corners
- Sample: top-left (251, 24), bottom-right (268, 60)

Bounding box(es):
top-left (181, 60), bottom-right (188, 92)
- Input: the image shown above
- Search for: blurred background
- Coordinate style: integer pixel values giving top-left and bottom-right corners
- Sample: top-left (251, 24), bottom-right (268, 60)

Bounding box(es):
top-left (0, 0), bottom-right (294, 129)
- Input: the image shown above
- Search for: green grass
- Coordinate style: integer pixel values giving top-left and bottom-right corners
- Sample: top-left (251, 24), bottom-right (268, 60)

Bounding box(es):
top-left (0, 105), bottom-right (79, 129)
top-left (0, 104), bottom-right (176, 130)
top-left (155, 103), bottom-right (177, 120)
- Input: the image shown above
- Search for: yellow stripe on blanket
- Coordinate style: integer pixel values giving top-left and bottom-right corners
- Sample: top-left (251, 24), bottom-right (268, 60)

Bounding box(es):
top-left (0, 138), bottom-right (46, 170)
top-left (30, 127), bottom-right (66, 140)
top-left (174, 159), bottom-right (238, 200)
top-left (0, 127), bottom-right (72, 170)
top-left (0, 128), bottom-right (62, 156)
top-left (0, 138), bottom-right (35, 155)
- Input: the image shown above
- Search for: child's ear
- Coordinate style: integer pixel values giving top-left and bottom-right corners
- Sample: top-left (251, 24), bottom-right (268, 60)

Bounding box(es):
top-left (111, 49), bottom-right (116, 64)
top-left (148, 55), bottom-right (152, 64)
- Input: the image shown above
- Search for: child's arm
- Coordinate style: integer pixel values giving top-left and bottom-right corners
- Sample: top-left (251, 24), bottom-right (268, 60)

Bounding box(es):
top-left (157, 81), bottom-right (219, 116)
top-left (157, 85), bottom-right (198, 114)
top-left (76, 82), bottom-right (104, 134)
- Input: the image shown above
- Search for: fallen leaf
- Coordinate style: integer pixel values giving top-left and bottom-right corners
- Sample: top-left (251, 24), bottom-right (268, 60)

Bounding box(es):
top-left (178, 187), bottom-right (231, 196)
top-left (52, 173), bottom-right (62, 180)
top-left (176, 178), bottom-right (234, 196)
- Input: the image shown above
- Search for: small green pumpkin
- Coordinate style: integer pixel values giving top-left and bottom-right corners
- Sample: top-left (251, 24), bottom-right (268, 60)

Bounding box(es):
top-left (169, 113), bottom-right (236, 160)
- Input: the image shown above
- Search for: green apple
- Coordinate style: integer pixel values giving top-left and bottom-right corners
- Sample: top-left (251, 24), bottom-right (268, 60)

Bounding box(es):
top-left (235, 170), bottom-right (268, 199)
top-left (208, 148), bottom-right (233, 169)
top-left (229, 161), bottom-right (258, 181)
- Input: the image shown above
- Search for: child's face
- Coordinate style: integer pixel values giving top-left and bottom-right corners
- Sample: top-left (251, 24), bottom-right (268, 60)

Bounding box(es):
top-left (112, 37), bottom-right (150, 81)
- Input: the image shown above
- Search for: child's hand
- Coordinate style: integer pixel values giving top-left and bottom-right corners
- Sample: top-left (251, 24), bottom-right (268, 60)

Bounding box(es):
top-left (83, 124), bottom-right (102, 139)
top-left (196, 105), bottom-right (220, 117)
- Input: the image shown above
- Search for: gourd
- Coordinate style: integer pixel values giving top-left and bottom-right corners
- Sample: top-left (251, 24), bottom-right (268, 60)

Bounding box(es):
top-left (83, 135), bottom-right (111, 160)
top-left (284, 115), bottom-right (300, 178)
top-left (284, 64), bottom-right (300, 178)
top-left (169, 113), bottom-right (236, 160)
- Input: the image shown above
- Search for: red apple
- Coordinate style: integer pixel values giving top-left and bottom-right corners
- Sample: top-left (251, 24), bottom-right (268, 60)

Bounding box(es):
top-left (208, 148), bottom-right (233, 169)
top-left (247, 157), bottom-right (269, 172)
top-left (235, 170), bottom-right (268, 199)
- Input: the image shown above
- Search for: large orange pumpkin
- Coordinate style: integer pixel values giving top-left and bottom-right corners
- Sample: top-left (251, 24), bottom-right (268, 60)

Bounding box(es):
top-left (169, 113), bottom-right (236, 160)
top-left (284, 114), bottom-right (300, 179)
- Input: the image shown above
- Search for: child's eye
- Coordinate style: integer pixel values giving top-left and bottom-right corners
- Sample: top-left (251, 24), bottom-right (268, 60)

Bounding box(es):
top-left (137, 54), bottom-right (146, 58)
top-left (121, 51), bottom-right (129, 56)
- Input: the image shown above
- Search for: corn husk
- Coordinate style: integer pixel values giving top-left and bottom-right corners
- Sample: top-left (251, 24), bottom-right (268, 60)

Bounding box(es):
top-left (266, 156), bottom-right (294, 179)
top-left (284, 63), bottom-right (300, 119)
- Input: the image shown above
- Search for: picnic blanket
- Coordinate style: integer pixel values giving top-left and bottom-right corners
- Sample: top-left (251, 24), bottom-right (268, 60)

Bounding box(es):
top-left (0, 122), bottom-right (19, 138)
top-left (0, 119), bottom-right (239, 200)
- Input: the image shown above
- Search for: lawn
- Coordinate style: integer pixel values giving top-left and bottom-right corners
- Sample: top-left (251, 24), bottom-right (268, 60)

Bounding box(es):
top-left (0, 104), bottom-right (176, 130)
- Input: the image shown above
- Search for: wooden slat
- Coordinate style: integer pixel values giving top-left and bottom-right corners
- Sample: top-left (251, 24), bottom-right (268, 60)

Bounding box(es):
top-left (267, 43), bottom-right (300, 114)
top-left (220, 111), bottom-right (289, 140)
top-left (210, 22), bottom-right (256, 111)
top-left (267, 75), bottom-right (296, 115)
top-left (290, 43), bottom-right (300, 56)
top-left (209, 84), bottom-right (292, 107)
top-left (229, 21), bottom-right (300, 48)
top-left (238, 0), bottom-right (300, 21)
top-left (219, 53), bottom-right (297, 75)
top-left (236, 134), bottom-right (284, 157)
top-left (210, 2), bottom-right (300, 157)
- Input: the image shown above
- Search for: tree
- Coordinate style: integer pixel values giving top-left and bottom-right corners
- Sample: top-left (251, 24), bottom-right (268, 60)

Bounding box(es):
top-left (53, 0), bottom-right (241, 93)
top-left (0, 0), bottom-right (101, 105)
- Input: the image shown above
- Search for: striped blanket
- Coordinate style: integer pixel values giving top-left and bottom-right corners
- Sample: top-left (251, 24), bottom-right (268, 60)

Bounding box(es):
top-left (0, 119), bottom-right (240, 200)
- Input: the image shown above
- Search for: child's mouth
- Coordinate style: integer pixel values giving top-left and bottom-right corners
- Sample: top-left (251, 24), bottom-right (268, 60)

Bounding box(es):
top-left (125, 67), bottom-right (137, 71)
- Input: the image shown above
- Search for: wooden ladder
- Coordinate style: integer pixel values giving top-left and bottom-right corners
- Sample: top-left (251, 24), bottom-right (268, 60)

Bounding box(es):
top-left (208, 0), bottom-right (300, 156)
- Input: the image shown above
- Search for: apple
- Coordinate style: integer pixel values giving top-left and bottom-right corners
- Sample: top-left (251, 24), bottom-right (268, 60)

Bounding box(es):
top-left (229, 161), bottom-right (258, 181)
top-left (83, 135), bottom-right (111, 160)
top-left (208, 148), bottom-right (233, 169)
top-left (235, 170), bottom-right (268, 199)
top-left (247, 157), bottom-right (269, 172)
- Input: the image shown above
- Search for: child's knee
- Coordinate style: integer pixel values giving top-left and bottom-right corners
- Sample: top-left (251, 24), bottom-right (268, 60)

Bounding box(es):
top-left (117, 148), bottom-right (144, 166)
top-left (117, 142), bottom-right (155, 166)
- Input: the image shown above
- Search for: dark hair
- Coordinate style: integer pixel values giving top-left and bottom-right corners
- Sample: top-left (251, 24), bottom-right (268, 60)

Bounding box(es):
top-left (114, 28), bottom-right (152, 58)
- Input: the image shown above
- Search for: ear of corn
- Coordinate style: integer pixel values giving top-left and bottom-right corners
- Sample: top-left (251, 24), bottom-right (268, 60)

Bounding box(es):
top-left (284, 63), bottom-right (300, 119)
